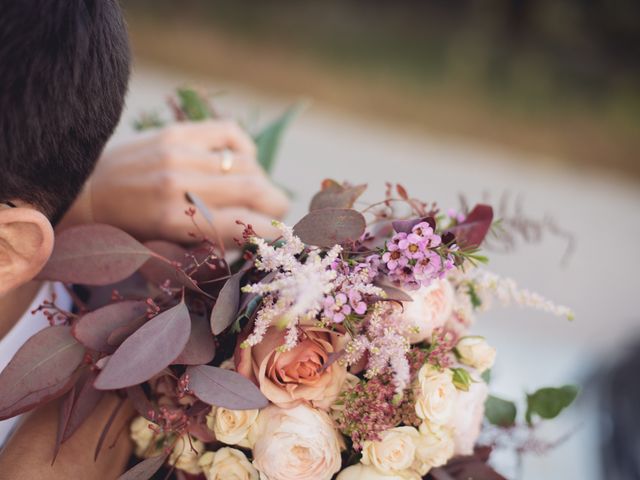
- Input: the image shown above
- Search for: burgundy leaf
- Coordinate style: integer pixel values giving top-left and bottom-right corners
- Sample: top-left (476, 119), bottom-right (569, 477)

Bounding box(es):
top-left (173, 312), bottom-right (216, 365)
top-left (126, 385), bottom-right (155, 421)
top-left (94, 302), bottom-right (191, 390)
top-left (396, 184), bottom-right (409, 200)
top-left (54, 384), bottom-right (77, 461)
top-left (61, 371), bottom-right (104, 443)
top-left (293, 208), bottom-right (366, 247)
top-left (95, 396), bottom-right (126, 460)
top-left (210, 272), bottom-right (242, 335)
top-left (117, 454), bottom-right (168, 480)
top-left (37, 224), bottom-right (154, 285)
top-left (0, 326), bottom-right (85, 418)
top-left (188, 422), bottom-right (216, 443)
top-left (392, 216), bottom-right (435, 234)
top-left (0, 373), bottom-right (78, 420)
top-left (73, 301), bottom-right (148, 352)
top-left (106, 315), bottom-right (149, 347)
top-left (448, 204), bottom-right (494, 248)
top-left (309, 183), bottom-right (367, 211)
top-left (186, 365), bottom-right (269, 410)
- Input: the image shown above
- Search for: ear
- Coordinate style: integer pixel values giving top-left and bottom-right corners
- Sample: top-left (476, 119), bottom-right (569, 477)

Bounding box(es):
top-left (0, 208), bottom-right (54, 297)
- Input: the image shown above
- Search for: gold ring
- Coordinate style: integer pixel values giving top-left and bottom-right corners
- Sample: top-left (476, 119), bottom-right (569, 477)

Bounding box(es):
top-left (220, 149), bottom-right (234, 174)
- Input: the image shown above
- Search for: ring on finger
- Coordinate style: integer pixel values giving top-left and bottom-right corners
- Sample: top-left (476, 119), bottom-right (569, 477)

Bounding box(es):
top-left (219, 148), bottom-right (234, 174)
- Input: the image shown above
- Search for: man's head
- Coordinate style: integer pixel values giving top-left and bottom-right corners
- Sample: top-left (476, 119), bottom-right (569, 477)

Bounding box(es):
top-left (0, 0), bottom-right (130, 295)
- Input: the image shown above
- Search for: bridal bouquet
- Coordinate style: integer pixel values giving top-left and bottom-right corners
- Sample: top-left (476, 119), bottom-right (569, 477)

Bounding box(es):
top-left (0, 177), bottom-right (576, 480)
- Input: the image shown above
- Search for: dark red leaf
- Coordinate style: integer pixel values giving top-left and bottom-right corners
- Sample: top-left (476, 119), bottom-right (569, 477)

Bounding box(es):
top-left (126, 385), bottom-right (155, 421)
top-left (173, 312), bottom-right (216, 365)
top-left (73, 301), bottom-right (148, 352)
top-left (94, 302), bottom-right (191, 390)
top-left (61, 371), bottom-right (104, 443)
top-left (106, 315), bottom-right (149, 347)
top-left (392, 216), bottom-right (435, 234)
top-left (117, 454), bottom-right (168, 480)
top-left (186, 365), bottom-right (268, 410)
top-left (0, 326), bottom-right (85, 419)
top-left (293, 208), bottom-right (366, 247)
top-left (37, 224), bottom-right (153, 285)
top-left (0, 375), bottom-right (77, 421)
top-left (94, 396), bottom-right (126, 460)
top-left (448, 204), bottom-right (494, 248)
top-left (54, 383), bottom-right (77, 461)
top-left (396, 184), bottom-right (409, 200)
top-left (210, 272), bottom-right (242, 335)
top-left (309, 183), bottom-right (367, 211)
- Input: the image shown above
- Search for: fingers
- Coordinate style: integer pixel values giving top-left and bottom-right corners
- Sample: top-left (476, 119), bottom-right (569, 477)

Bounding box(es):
top-left (157, 120), bottom-right (257, 157)
top-left (176, 173), bottom-right (290, 219)
top-left (164, 146), bottom-right (263, 176)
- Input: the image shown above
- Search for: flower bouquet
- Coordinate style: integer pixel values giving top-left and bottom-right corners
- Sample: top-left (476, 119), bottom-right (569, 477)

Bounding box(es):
top-left (0, 178), bottom-right (576, 480)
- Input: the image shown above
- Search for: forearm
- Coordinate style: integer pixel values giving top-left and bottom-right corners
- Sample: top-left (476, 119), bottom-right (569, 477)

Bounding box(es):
top-left (0, 393), bottom-right (133, 479)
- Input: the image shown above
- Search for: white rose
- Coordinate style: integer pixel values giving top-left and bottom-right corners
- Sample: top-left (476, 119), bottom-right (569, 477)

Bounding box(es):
top-left (361, 426), bottom-right (419, 475)
top-left (337, 463), bottom-right (421, 480)
top-left (252, 404), bottom-right (342, 480)
top-left (168, 435), bottom-right (205, 475)
top-left (199, 448), bottom-right (259, 480)
top-left (414, 423), bottom-right (455, 474)
top-left (207, 406), bottom-right (259, 448)
top-left (403, 279), bottom-right (454, 344)
top-left (456, 336), bottom-right (496, 373)
top-left (130, 416), bottom-right (162, 458)
top-left (414, 365), bottom-right (457, 425)
top-left (450, 380), bottom-right (489, 456)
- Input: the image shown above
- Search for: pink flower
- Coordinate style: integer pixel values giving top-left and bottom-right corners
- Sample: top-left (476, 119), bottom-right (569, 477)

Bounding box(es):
top-left (323, 293), bottom-right (352, 323)
top-left (449, 380), bottom-right (489, 455)
top-left (235, 326), bottom-right (347, 410)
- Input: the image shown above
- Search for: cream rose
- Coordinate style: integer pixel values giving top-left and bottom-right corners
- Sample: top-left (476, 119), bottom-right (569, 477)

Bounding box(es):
top-left (168, 435), bottom-right (205, 475)
top-left (414, 423), bottom-right (455, 474)
top-left (361, 426), bottom-right (419, 475)
top-left (206, 406), bottom-right (259, 448)
top-left (235, 326), bottom-right (347, 410)
top-left (456, 336), bottom-right (496, 373)
top-left (403, 279), bottom-right (454, 344)
top-left (414, 365), bottom-right (457, 425)
top-left (337, 463), bottom-right (421, 480)
top-left (450, 380), bottom-right (489, 455)
top-left (252, 404), bottom-right (342, 480)
top-left (130, 416), bottom-right (162, 458)
top-left (199, 448), bottom-right (259, 480)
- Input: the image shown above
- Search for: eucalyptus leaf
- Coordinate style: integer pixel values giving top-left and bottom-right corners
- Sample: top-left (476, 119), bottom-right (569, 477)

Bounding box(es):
top-left (525, 384), bottom-right (578, 425)
top-left (210, 272), bottom-right (243, 335)
top-left (485, 395), bottom-right (517, 427)
top-left (254, 102), bottom-right (305, 173)
top-left (186, 365), bottom-right (268, 410)
top-left (293, 208), bottom-right (366, 247)
top-left (177, 88), bottom-right (210, 121)
top-left (94, 302), bottom-right (191, 390)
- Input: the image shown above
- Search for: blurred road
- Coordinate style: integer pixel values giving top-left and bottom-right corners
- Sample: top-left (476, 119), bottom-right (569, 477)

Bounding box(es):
top-left (113, 62), bottom-right (640, 480)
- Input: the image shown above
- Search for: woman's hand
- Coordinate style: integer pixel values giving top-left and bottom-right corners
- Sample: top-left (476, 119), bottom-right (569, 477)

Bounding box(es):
top-left (62, 120), bottom-right (290, 244)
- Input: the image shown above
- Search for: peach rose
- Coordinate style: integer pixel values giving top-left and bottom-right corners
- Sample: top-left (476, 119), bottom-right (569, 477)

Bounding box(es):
top-left (235, 326), bottom-right (347, 410)
top-left (337, 463), bottom-right (421, 480)
top-left (449, 380), bottom-right (489, 455)
top-left (403, 279), bottom-right (454, 344)
top-left (252, 404), bottom-right (342, 480)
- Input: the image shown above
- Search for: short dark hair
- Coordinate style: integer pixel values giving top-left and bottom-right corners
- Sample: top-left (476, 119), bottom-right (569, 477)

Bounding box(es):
top-left (0, 0), bottom-right (130, 224)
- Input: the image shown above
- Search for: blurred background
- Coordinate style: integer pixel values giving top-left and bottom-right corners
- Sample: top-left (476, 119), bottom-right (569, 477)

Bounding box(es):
top-left (115, 2), bottom-right (640, 479)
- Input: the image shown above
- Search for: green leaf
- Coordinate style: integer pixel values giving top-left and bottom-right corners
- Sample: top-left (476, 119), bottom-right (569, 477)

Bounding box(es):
top-left (177, 88), bottom-right (211, 121)
top-left (466, 281), bottom-right (482, 309)
top-left (451, 367), bottom-right (473, 392)
top-left (254, 102), bottom-right (306, 174)
top-left (485, 395), bottom-right (517, 427)
top-left (525, 384), bottom-right (578, 425)
top-left (481, 368), bottom-right (492, 384)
